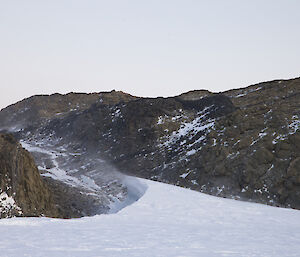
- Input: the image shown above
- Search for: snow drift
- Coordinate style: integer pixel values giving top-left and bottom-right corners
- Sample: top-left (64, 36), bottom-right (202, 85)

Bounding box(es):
top-left (0, 178), bottom-right (299, 257)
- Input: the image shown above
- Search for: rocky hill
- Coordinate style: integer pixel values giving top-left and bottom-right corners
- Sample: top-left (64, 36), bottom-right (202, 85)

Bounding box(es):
top-left (0, 90), bottom-right (137, 132)
top-left (1, 78), bottom-right (300, 216)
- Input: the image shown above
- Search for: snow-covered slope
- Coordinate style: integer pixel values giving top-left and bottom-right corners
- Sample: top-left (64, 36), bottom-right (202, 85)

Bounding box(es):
top-left (1, 178), bottom-right (299, 257)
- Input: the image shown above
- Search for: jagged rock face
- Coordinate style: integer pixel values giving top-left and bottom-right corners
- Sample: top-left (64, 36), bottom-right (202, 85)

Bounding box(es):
top-left (0, 134), bottom-right (58, 218)
top-left (1, 77), bottom-right (300, 211)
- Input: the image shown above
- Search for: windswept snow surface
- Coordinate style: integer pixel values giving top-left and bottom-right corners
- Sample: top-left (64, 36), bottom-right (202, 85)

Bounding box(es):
top-left (19, 140), bottom-right (133, 214)
top-left (1, 179), bottom-right (300, 257)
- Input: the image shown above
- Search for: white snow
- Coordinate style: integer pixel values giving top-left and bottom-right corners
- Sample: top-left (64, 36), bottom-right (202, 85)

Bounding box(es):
top-left (212, 138), bottom-right (217, 146)
top-left (160, 111), bottom-right (215, 149)
top-left (1, 178), bottom-right (300, 257)
top-left (226, 151), bottom-right (240, 159)
top-left (157, 115), bottom-right (165, 125)
top-left (288, 116), bottom-right (300, 134)
top-left (250, 129), bottom-right (268, 146)
top-left (267, 164), bottom-right (274, 172)
top-left (111, 108), bottom-right (122, 121)
top-left (108, 177), bottom-right (147, 214)
top-left (175, 118), bottom-right (214, 139)
top-left (0, 192), bottom-right (22, 215)
top-left (272, 134), bottom-right (287, 144)
top-left (271, 116), bottom-right (300, 144)
top-left (179, 170), bottom-right (192, 178)
top-left (19, 140), bottom-right (132, 213)
top-left (20, 141), bottom-right (100, 192)
top-left (235, 92), bottom-right (247, 98)
top-left (186, 149), bottom-right (197, 156)
top-left (234, 86), bottom-right (262, 98)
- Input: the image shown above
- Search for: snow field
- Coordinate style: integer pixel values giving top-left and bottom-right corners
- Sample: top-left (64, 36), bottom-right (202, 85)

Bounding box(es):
top-left (0, 178), bottom-right (300, 257)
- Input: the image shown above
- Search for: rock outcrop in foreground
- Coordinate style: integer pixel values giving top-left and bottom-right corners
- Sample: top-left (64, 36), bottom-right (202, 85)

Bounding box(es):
top-left (0, 134), bottom-right (58, 218)
top-left (1, 77), bottom-right (300, 216)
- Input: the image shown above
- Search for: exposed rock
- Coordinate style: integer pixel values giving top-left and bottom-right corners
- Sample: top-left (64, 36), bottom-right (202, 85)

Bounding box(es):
top-left (1, 77), bottom-right (300, 214)
top-left (0, 90), bottom-right (137, 131)
top-left (43, 177), bottom-right (110, 218)
top-left (0, 133), bottom-right (58, 218)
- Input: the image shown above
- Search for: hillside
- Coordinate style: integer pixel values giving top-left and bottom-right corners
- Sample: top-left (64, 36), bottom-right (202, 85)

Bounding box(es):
top-left (1, 77), bottom-right (300, 214)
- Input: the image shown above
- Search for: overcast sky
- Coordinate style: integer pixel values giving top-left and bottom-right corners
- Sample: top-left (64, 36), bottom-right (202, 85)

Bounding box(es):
top-left (1, 0), bottom-right (299, 109)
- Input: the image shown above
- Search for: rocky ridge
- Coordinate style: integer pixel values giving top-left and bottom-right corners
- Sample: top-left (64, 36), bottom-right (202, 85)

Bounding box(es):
top-left (1, 78), bottom-right (300, 214)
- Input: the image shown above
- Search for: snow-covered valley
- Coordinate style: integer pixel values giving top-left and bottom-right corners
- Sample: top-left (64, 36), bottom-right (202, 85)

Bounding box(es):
top-left (1, 178), bottom-right (299, 257)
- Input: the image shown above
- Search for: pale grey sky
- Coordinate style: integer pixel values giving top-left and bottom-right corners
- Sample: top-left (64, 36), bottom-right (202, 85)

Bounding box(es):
top-left (1, 0), bottom-right (299, 109)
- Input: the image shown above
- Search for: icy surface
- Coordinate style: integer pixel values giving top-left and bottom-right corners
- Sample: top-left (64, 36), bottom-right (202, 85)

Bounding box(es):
top-left (1, 179), bottom-right (300, 257)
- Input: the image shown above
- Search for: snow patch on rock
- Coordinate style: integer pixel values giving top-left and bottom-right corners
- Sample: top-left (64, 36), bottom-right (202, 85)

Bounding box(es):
top-left (0, 192), bottom-right (22, 216)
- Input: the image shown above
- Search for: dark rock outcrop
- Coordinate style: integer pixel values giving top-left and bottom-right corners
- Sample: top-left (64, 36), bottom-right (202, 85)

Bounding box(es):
top-left (0, 134), bottom-right (59, 218)
top-left (0, 90), bottom-right (137, 131)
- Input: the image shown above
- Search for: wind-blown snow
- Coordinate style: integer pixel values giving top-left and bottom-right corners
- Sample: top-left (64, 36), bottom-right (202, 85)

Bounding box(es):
top-left (20, 141), bottom-right (99, 191)
top-left (19, 140), bottom-right (136, 214)
top-left (108, 176), bottom-right (147, 214)
top-left (1, 179), bottom-right (299, 257)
